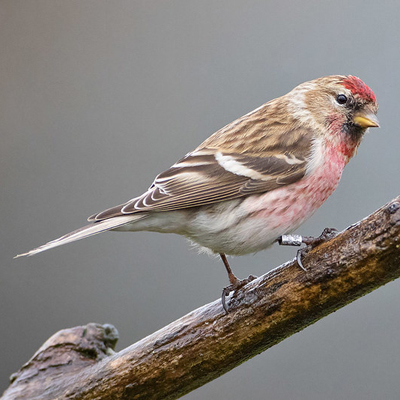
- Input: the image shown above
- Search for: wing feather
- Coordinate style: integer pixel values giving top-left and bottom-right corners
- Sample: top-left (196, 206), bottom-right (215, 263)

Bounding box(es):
top-left (89, 108), bottom-right (314, 221)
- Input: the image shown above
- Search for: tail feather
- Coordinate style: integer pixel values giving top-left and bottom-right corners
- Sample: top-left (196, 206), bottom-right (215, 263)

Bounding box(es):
top-left (15, 215), bottom-right (143, 258)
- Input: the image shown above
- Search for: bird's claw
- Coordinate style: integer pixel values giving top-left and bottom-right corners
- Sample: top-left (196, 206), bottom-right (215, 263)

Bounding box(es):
top-left (296, 248), bottom-right (307, 271)
top-left (221, 275), bottom-right (257, 313)
top-left (279, 228), bottom-right (338, 271)
top-left (301, 227), bottom-right (338, 247)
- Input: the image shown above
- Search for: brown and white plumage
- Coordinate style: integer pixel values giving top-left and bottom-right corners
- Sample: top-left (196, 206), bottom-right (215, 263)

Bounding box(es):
top-left (89, 98), bottom-right (312, 219)
top-left (16, 75), bottom-right (379, 260)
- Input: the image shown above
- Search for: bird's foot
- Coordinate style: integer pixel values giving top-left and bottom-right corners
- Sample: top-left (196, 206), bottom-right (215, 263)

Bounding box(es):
top-left (279, 228), bottom-right (338, 271)
top-left (221, 274), bottom-right (257, 313)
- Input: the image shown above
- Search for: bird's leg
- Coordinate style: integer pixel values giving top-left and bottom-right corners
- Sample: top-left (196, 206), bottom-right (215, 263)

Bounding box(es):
top-left (220, 253), bottom-right (256, 313)
top-left (278, 228), bottom-right (338, 271)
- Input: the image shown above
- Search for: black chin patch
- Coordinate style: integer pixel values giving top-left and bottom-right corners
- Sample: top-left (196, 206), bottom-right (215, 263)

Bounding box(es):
top-left (342, 122), bottom-right (365, 142)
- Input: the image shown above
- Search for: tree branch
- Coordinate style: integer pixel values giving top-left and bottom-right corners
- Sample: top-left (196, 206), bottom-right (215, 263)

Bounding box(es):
top-left (3, 195), bottom-right (400, 400)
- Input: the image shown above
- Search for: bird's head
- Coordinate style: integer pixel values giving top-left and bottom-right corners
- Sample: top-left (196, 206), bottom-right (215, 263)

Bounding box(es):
top-left (298, 75), bottom-right (379, 143)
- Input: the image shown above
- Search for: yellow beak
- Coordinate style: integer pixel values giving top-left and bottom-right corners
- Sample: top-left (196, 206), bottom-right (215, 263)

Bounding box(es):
top-left (353, 113), bottom-right (380, 128)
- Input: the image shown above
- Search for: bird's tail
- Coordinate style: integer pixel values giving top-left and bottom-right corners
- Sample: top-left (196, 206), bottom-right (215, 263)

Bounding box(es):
top-left (14, 215), bottom-right (143, 258)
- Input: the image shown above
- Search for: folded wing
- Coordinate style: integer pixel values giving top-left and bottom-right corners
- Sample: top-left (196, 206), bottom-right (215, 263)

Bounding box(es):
top-left (89, 131), bottom-right (312, 221)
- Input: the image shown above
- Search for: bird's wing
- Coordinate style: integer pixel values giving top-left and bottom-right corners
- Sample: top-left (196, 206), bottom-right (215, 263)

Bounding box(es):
top-left (89, 129), bottom-right (313, 221)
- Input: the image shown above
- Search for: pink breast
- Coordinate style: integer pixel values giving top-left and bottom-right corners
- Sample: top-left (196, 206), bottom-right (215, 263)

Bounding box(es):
top-left (245, 146), bottom-right (347, 231)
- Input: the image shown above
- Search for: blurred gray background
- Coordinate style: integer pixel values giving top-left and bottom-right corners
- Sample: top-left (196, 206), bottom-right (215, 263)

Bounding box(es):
top-left (1, 1), bottom-right (400, 398)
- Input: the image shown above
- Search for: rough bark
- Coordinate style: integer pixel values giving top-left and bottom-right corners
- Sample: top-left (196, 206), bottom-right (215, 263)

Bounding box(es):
top-left (2, 195), bottom-right (400, 400)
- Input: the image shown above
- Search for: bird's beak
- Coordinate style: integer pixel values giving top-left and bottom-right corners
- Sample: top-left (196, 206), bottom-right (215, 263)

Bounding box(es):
top-left (353, 113), bottom-right (380, 128)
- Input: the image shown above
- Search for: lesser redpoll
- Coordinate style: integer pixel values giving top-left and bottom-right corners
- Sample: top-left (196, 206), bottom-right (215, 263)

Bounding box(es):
top-left (16, 75), bottom-right (379, 309)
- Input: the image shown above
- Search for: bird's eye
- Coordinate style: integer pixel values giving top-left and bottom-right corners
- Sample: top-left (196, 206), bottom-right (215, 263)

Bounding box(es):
top-left (336, 94), bottom-right (348, 105)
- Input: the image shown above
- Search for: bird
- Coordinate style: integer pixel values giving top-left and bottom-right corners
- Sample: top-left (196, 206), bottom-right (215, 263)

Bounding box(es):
top-left (16, 75), bottom-right (379, 310)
